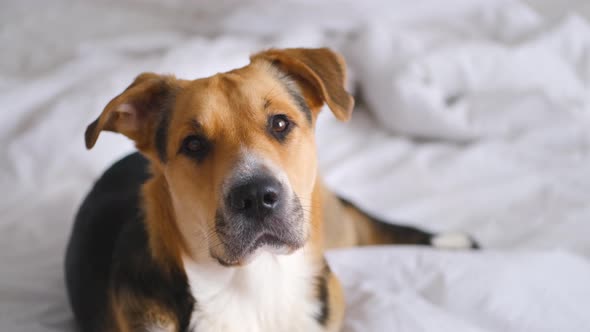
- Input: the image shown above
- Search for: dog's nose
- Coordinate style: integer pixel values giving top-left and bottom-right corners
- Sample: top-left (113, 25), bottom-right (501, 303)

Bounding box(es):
top-left (227, 176), bottom-right (282, 217)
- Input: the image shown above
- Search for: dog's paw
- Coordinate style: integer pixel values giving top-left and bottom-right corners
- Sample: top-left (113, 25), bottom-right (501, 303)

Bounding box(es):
top-left (430, 232), bottom-right (480, 250)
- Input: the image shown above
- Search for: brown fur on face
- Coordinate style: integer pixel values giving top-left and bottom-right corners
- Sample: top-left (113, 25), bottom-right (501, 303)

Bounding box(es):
top-left (85, 48), bottom-right (354, 266)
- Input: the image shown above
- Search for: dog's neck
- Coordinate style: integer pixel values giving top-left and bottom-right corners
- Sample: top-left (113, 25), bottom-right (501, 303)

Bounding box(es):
top-left (182, 245), bottom-right (324, 331)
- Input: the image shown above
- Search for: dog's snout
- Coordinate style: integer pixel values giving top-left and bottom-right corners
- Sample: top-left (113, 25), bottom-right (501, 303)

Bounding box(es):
top-left (227, 176), bottom-right (282, 217)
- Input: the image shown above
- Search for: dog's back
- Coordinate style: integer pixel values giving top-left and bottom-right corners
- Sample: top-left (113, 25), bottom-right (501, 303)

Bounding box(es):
top-left (65, 153), bottom-right (150, 332)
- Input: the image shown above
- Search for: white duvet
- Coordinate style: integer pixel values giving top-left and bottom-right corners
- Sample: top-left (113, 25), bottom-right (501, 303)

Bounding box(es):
top-left (2, 0), bottom-right (590, 331)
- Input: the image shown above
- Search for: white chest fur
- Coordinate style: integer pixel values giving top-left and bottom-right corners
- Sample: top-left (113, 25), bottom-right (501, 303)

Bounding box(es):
top-left (183, 250), bottom-right (324, 332)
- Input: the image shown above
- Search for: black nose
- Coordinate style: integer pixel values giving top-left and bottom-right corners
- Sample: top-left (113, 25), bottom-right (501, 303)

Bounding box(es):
top-left (227, 176), bottom-right (282, 218)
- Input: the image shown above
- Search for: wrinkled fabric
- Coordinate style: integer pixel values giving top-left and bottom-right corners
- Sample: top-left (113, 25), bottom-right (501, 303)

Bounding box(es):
top-left (1, 0), bottom-right (590, 331)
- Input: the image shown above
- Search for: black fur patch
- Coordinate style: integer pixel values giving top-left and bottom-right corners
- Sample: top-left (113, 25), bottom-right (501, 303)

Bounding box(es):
top-left (338, 197), bottom-right (480, 248)
top-left (150, 80), bottom-right (178, 163)
top-left (155, 110), bottom-right (171, 162)
top-left (286, 84), bottom-right (312, 124)
top-left (65, 153), bottom-right (195, 331)
top-left (111, 215), bottom-right (195, 331)
top-left (274, 72), bottom-right (313, 124)
top-left (338, 197), bottom-right (434, 245)
top-left (315, 262), bottom-right (331, 326)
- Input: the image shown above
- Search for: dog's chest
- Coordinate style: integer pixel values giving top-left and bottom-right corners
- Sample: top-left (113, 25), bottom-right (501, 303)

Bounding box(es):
top-left (183, 252), bottom-right (323, 332)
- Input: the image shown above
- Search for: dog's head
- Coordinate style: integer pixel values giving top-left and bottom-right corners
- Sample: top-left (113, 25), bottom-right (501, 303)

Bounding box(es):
top-left (85, 48), bottom-right (354, 266)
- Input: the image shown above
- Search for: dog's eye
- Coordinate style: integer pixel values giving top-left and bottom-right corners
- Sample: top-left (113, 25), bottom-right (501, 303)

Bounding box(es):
top-left (181, 135), bottom-right (210, 161)
top-left (268, 114), bottom-right (293, 141)
top-left (185, 137), bottom-right (203, 152)
top-left (271, 115), bottom-right (289, 132)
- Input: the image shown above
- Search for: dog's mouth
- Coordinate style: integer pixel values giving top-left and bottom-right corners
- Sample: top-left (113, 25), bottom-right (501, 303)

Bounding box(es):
top-left (250, 231), bottom-right (302, 254)
top-left (212, 192), bottom-right (306, 267)
top-left (214, 228), bottom-right (303, 267)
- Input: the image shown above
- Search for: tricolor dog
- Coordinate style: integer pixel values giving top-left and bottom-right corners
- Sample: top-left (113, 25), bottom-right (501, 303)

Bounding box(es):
top-left (65, 48), bottom-right (477, 332)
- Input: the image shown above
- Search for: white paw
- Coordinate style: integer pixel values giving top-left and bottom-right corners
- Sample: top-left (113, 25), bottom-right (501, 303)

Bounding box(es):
top-left (431, 232), bottom-right (478, 250)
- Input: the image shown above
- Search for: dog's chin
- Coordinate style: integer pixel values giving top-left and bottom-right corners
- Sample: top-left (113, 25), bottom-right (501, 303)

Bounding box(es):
top-left (214, 233), bottom-right (302, 267)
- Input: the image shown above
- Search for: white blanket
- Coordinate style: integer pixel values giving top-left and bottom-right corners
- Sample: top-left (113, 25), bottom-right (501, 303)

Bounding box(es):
top-left (2, 0), bottom-right (590, 331)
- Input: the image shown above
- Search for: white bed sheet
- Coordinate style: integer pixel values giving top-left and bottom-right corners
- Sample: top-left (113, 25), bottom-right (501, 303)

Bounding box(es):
top-left (1, 0), bottom-right (590, 331)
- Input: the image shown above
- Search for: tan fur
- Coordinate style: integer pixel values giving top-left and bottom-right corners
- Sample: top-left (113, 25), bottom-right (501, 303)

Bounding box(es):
top-left (142, 172), bottom-right (185, 271)
top-left (320, 182), bottom-right (360, 249)
top-left (320, 186), bottom-right (394, 248)
top-left (326, 271), bottom-right (345, 331)
top-left (112, 290), bottom-right (177, 332)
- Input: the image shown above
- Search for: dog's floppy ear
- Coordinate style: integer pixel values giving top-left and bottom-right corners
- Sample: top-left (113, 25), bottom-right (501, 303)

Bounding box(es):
top-left (251, 48), bottom-right (355, 121)
top-left (85, 73), bottom-right (179, 150)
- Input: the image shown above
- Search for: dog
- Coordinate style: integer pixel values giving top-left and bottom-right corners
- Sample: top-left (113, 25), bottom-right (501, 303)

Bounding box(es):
top-left (65, 47), bottom-right (477, 332)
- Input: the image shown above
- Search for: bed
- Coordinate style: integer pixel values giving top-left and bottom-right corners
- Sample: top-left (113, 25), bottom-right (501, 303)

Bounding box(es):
top-left (2, 0), bottom-right (590, 331)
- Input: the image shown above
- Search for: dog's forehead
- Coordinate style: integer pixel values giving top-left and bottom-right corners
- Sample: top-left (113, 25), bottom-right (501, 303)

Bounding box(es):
top-left (174, 65), bottom-right (290, 130)
top-left (179, 65), bottom-right (278, 116)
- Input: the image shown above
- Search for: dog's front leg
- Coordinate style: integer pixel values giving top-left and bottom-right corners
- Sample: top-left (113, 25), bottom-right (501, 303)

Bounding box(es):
top-left (314, 260), bottom-right (346, 332)
top-left (110, 292), bottom-right (181, 332)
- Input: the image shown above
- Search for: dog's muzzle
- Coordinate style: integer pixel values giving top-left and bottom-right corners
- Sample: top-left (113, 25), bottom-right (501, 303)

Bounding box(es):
top-left (214, 172), bottom-right (305, 266)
